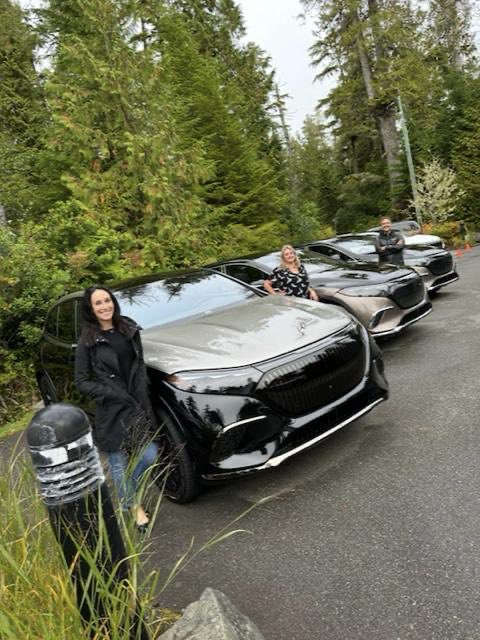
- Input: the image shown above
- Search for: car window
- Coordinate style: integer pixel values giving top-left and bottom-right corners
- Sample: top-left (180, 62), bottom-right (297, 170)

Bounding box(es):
top-left (392, 221), bottom-right (418, 235)
top-left (57, 300), bottom-right (77, 343)
top-left (117, 271), bottom-right (260, 329)
top-left (44, 306), bottom-right (59, 337)
top-left (225, 264), bottom-right (266, 285)
top-left (308, 245), bottom-right (344, 261)
top-left (335, 239), bottom-right (376, 255)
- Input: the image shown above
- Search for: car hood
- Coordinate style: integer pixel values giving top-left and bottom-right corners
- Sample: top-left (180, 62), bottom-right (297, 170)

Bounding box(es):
top-left (141, 295), bottom-right (353, 372)
top-left (306, 261), bottom-right (415, 291)
top-left (403, 246), bottom-right (447, 265)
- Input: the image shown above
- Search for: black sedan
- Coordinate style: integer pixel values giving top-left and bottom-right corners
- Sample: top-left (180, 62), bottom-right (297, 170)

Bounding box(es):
top-left (36, 269), bottom-right (388, 502)
top-left (301, 234), bottom-right (459, 293)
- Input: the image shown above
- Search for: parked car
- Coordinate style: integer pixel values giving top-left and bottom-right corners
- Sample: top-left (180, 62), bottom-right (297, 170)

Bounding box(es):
top-left (367, 220), bottom-right (445, 249)
top-left (302, 235), bottom-right (459, 293)
top-left (35, 269), bottom-right (389, 502)
top-left (208, 250), bottom-right (432, 338)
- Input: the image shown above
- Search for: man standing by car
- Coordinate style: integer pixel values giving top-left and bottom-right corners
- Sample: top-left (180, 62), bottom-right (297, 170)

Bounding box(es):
top-left (375, 217), bottom-right (405, 265)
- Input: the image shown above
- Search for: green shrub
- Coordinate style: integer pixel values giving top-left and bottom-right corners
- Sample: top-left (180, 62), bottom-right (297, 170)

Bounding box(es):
top-left (0, 226), bottom-right (72, 422)
top-left (422, 221), bottom-right (462, 247)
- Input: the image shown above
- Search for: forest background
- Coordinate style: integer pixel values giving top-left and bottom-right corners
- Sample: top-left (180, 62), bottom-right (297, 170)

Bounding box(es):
top-left (0, 0), bottom-right (478, 424)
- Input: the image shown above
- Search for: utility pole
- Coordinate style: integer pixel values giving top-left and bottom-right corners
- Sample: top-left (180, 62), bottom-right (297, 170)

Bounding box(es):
top-left (397, 96), bottom-right (422, 225)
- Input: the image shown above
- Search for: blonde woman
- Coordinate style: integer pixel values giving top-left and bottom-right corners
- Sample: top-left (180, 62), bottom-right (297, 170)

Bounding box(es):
top-left (263, 245), bottom-right (319, 301)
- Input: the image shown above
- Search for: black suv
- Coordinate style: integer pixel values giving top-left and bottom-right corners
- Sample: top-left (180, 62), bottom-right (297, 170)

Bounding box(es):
top-left (36, 269), bottom-right (389, 502)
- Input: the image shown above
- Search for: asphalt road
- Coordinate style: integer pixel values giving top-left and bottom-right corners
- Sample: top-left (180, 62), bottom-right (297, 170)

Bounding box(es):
top-left (148, 247), bottom-right (480, 640)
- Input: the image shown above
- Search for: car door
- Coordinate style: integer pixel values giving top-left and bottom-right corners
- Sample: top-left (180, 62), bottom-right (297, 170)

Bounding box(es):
top-left (307, 244), bottom-right (347, 262)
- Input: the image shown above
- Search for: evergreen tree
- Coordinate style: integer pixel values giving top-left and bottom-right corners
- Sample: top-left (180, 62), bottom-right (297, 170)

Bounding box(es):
top-left (0, 0), bottom-right (48, 222)
top-left (290, 115), bottom-right (339, 228)
top-left (38, 0), bottom-right (219, 272)
top-left (140, 0), bottom-right (287, 228)
top-left (301, 0), bottom-right (439, 216)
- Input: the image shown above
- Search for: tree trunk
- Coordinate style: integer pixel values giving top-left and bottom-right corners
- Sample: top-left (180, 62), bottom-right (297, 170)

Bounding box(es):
top-left (0, 205), bottom-right (6, 226)
top-left (356, 15), bottom-right (402, 208)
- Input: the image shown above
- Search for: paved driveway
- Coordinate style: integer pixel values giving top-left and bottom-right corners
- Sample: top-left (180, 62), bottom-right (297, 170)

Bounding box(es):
top-left (4, 249), bottom-right (478, 639)
top-left (148, 247), bottom-right (480, 640)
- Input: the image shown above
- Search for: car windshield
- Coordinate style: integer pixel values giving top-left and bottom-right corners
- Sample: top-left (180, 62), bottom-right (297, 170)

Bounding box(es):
top-left (334, 238), bottom-right (377, 255)
top-left (116, 271), bottom-right (259, 329)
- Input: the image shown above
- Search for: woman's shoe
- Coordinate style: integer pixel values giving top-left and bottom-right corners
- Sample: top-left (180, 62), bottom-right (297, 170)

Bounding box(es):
top-left (134, 504), bottom-right (150, 532)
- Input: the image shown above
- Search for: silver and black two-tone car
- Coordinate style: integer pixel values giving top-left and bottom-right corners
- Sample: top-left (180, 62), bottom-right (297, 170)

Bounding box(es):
top-left (35, 269), bottom-right (388, 502)
top-left (208, 250), bottom-right (432, 338)
top-left (302, 235), bottom-right (459, 293)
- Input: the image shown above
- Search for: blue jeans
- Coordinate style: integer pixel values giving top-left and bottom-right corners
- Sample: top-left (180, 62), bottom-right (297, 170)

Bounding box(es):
top-left (107, 441), bottom-right (158, 510)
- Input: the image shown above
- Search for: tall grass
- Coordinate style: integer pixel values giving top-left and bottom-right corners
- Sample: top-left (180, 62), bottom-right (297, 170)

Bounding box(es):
top-left (0, 446), bottom-right (261, 639)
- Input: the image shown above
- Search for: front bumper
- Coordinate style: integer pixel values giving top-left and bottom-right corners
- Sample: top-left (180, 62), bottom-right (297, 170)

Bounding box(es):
top-left (412, 264), bottom-right (459, 292)
top-left (428, 270), bottom-right (459, 292)
top-left (159, 330), bottom-right (388, 481)
top-left (203, 386), bottom-right (386, 480)
top-left (369, 300), bottom-right (432, 338)
top-left (335, 292), bottom-right (432, 338)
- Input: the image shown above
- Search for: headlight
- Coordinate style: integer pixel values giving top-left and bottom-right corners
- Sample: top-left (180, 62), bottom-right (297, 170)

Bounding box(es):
top-left (340, 285), bottom-right (392, 297)
top-left (166, 366), bottom-right (261, 395)
top-left (413, 266), bottom-right (430, 277)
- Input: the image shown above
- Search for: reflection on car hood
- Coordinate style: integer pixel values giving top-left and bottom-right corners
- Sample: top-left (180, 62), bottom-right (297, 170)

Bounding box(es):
top-left (405, 234), bottom-right (442, 245)
top-left (306, 261), bottom-right (415, 289)
top-left (141, 295), bottom-right (353, 372)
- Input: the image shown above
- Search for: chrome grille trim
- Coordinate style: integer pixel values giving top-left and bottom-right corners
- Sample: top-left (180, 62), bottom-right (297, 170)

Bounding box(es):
top-left (255, 324), bottom-right (368, 417)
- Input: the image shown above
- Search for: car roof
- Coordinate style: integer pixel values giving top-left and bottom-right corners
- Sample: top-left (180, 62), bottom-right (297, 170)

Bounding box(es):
top-left (310, 234), bottom-right (378, 244)
top-left (207, 248), bottom-right (342, 270)
top-left (368, 220), bottom-right (420, 232)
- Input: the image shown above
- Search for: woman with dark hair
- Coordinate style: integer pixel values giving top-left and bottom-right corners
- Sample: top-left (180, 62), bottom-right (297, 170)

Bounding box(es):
top-left (263, 245), bottom-right (319, 300)
top-left (74, 285), bottom-right (158, 531)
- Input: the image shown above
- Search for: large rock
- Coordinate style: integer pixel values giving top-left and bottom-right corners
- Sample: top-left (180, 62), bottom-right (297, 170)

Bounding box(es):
top-left (159, 588), bottom-right (266, 640)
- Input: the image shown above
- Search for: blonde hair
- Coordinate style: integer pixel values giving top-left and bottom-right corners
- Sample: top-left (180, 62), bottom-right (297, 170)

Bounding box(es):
top-left (280, 244), bottom-right (301, 270)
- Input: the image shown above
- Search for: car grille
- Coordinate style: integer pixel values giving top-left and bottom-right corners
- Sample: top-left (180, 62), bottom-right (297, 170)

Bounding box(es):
top-left (427, 254), bottom-right (453, 275)
top-left (398, 301), bottom-right (432, 327)
top-left (390, 276), bottom-right (425, 309)
top-left (276, 387), bottom-right (386, 456)
top-left (255, 327), bottom-right (366, 418)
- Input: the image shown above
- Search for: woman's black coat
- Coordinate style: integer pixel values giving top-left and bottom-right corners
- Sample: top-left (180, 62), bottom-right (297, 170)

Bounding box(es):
top-left (74, 317), bottom-right (153, 452)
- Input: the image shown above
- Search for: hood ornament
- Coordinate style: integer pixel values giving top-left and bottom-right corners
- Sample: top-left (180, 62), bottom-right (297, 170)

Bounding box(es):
top-left (297, 321), bottom-right (306, 336)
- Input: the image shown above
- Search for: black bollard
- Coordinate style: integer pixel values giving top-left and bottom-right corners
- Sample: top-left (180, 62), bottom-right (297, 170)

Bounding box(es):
top-left (27, 403), bottom-right (150, 639)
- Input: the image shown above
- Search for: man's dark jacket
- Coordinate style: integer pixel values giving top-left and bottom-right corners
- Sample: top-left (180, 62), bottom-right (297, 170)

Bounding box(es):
top-left (375, 230), bottom-right (405, 265)
top-left (74, 317), bottom-right (153, 451)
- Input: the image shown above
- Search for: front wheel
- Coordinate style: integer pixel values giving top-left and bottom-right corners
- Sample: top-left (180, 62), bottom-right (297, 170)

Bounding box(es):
top-left (153, 411), bottom-right (201, 504)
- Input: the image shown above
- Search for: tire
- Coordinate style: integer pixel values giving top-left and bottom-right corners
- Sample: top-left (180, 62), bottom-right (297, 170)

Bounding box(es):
top-left (153, 410), bottom-right (201, 504)
top-left (38, 374), bottom-right (58, 406)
